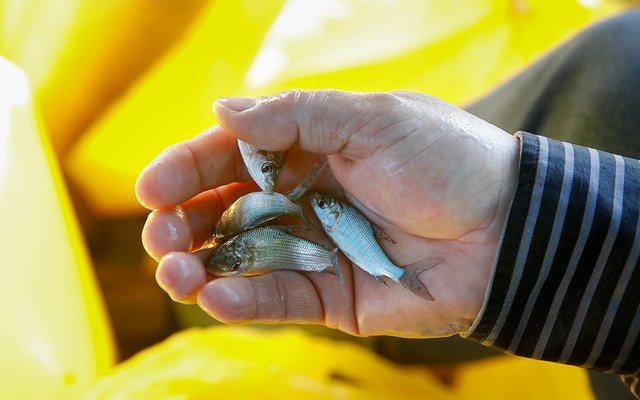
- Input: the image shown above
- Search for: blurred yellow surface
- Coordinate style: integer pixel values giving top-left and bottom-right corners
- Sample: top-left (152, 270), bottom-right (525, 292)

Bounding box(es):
top-left (0, 57), bottom-right (115, 399)
top-left (81, 326), bottom-right (595, 399)
top-left (0, 1), bottom-right (629, 398)
top-left (66, 0), bottom-right (288, 216)
top-left (80, 326), bottom-right (456, 400)
top-left (454, 355), bottom-right (595, 400)
top-left (63, 0), bottom-right (623, 216)
top-left (0, 0), bottom-right (209, 156)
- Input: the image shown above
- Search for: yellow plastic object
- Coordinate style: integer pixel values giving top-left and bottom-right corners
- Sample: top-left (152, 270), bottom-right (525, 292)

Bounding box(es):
top-left (65, 0), bottom-right (624, 217)
top-left (81, 326), bottom-right (597, 399)
top-left (66, 0), bottom-right (287, 216)
top-left (0, 57), bottom-right (115, 399)
top-left (0, 0), bottom-right (209, 156)
top-left (81, 326), bottom-right (457, 399)
top-left (238, 0), bottom-right (620, 101)
top-left (453, 355), bottom-right (595, 400)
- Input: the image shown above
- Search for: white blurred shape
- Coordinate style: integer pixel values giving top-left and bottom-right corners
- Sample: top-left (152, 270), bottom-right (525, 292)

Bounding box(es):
top-left (246, 0), bottom-right (492, 88)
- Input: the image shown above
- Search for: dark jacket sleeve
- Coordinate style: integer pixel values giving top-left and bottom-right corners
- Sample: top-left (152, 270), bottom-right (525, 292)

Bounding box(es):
top-left (463, 132), bottom-right (640, 397)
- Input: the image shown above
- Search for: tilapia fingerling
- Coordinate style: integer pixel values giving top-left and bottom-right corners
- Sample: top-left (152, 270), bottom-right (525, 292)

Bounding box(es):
top-left (206, 226), bottom-right (343, 283)
top-left (212, 192), bottom-right (303, 244)
top-left (238, 139), bottom-right (284, 192)
top-left (310, 192), bottom-right (440, 301)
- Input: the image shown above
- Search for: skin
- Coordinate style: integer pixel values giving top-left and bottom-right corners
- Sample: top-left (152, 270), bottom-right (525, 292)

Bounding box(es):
top-left (136, 89), bottom-right (519, 338)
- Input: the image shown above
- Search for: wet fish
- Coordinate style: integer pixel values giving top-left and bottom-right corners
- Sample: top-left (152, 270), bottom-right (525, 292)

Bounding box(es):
top-left (211, 192), bottom-right (304, 245)
top-left (210, 161), bottom-right (328, 245)
top-left (205, 226), bottom-right (342, 282)
top-left (309, 192), bottom-right (441, 301)
top-left (238, 139), bottom-right (284, 193)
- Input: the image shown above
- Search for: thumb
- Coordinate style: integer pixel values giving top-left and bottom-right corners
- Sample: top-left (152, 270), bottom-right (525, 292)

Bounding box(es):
top-left (213, 89), bottom-right (405, 157)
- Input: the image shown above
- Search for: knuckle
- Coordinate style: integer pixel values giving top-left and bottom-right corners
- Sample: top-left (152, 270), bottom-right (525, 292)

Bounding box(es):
top-left (368, 91), bottom-right (405, 110)
top-left (388, 90), bottom-right (435, 104)
top-left (274, 89), bottom-right (313, 110)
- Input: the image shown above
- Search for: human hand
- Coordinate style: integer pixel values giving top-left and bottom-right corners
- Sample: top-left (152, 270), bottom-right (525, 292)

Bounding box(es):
top-left (135, 90), bottom-right (519, 337)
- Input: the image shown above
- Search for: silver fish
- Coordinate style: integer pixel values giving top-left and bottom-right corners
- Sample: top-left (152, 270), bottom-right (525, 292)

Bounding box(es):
top-left (205, 226), bottom-right (342, 282)
top-left (238, 139), bottom-right (284, 193)
top-left (211, 192), bottom-right (303, 244)
top-left (209, 162), bottom-right (327, 245)
top-left (309, 192), bottom-right (441, 301)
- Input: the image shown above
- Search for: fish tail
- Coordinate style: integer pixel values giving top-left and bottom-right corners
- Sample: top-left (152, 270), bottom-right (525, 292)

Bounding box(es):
top-left (399, 257), bottom-right (444, 301)
top-left (286, 161), bottom-right (328, 201)
top-left (299, 201), bottom-right (325, 232)
top-left (331, 248), bottom-right (344, 285)
top-left (298, 205), bottom-right (311, 225)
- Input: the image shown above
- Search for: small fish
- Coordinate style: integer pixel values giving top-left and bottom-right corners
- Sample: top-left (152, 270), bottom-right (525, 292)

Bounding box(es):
top-left (209, 162), bottom-right (327, 245)
top-left (309, 192), bottom-right (441, 301)
top-left (211, 192), bottom-right (304, 244)
top-left (205, 226), bottom-right (342, 282)
top-left (238, 139), bottom-right (284, 192)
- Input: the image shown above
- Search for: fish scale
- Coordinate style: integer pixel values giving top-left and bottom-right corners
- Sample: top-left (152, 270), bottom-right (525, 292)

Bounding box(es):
top-left (310, 192), bottom-right (440, 301)
top-left (205, 227), bottom-right (342, 283)
top-left (241, 228), bottom-right (333, 271)
top-left (209, 162), bottom-right (327, 245)
top-left (212, 192), bottom-right (303, 242)
top-left (326, 200), bottom-right (404, 282)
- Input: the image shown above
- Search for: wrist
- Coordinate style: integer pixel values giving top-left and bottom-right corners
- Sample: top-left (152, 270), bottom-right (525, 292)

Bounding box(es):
top-left (463, 132), bottom-right (521, 331)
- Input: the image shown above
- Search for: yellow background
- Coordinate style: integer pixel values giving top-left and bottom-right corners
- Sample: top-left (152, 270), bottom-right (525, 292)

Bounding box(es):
top-left (0, 0), bottom-right (631, 398)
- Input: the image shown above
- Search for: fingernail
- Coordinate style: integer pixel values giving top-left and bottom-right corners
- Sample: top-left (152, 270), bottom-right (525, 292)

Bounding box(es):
top-left (216, 97), bottom-right (256, 112)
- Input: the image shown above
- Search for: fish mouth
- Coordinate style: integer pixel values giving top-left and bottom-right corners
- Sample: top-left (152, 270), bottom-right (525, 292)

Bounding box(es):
top-left (204, 252), bottom-right (233, 275)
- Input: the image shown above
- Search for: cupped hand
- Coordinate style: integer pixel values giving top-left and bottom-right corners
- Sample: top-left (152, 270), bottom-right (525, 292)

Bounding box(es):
top-left (135, 90), bottom-right (519, 338)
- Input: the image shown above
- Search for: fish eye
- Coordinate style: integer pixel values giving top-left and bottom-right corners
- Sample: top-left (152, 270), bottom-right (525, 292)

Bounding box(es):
top-left (318, 199), bottom-right (328, 209)
top-left (260, 163), bottom-right (273, 174)
top-left (229, 261), bottom-right (241, 271)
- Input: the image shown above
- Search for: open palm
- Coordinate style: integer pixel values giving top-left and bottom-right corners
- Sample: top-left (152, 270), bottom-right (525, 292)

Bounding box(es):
top-left (136, 90), bottom-right (519, 338)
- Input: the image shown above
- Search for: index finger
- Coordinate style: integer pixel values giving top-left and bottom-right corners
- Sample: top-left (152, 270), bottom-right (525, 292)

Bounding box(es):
top-left (135, 125), bottom-right (248, 210)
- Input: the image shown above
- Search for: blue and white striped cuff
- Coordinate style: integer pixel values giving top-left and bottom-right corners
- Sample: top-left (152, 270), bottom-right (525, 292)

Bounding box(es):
top-left (465, 132), bottom-right (640, 376)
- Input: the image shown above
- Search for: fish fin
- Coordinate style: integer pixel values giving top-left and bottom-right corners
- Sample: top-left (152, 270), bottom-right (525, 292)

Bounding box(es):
top-left (372, 225), bottom-right (396, 244)
top-left (331, 248), bottom-right (344, 285)
top-left (375, 275), bottom-right (390, 287)
top-left (286, 161), bottom-right (328, 201)
top-left (298, 201), bottom-right (325, 232)
top-left (204, 233), bottom-right (225, 248)
top-left (399, 257), bottom-right (444, 301)
top-left (299, 205), bottom-right (313, 226)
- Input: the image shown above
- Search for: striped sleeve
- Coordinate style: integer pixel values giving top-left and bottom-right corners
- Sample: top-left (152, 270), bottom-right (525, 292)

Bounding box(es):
top-left (464, 132), bottom-right (640, 396)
